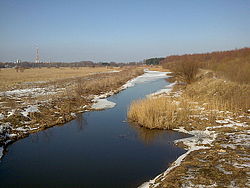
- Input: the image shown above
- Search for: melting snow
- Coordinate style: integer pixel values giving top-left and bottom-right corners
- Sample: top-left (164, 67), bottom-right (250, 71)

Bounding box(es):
top-left (7, 109), bottom-right (15, 117)
top-left (138, 127), bottom-right (217, 188)
top-left (216, 120), bottom-right (229, 124)
top-left (21, 105), bottom-right (40, 117)
top-left (0, 113), bottom-right (4, 120)
top-left (148, 81), bottom-right (177, 97)
top-left (0, 87), bottom-right (64, 98)
top-left (121, 70), bottom-right (170, 89)
top-left (91, 99), bottom-right (116, 110)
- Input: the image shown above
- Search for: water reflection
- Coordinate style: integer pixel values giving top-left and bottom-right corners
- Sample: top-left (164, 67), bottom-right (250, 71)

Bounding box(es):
top-left (130, 122), bottom-right (187, 146)
top-left (30, 129), bottom-right (53, 143)
top-left (130, 123), bottom-right (165, 144)
top-left (0, 75), bottom-right (188, 188)
top-left (75, 113), bottom-right (86, 131)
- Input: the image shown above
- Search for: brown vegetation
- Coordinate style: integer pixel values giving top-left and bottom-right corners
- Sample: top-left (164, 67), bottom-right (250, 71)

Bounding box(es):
top-left (184, 78), bottom-right (250, 112)
top-left (128, 97), bottom-right (192, 129)
top-left (161, 47), bottom-right (250, 84)
top-left (127, 48), bottom-right (250, 187)
top-left (0, 67), bottom-right (119, 90)
top-left (0, 67), bottom-right (144, 147)
top-left (128, 48), bottom-right (250, 130)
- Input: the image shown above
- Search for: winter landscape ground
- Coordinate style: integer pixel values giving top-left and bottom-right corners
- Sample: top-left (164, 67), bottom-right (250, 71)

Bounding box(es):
top-left (128, 48), bottom-right (250, 187)
top-left (0, 66), bottom-right (144, 159)
top-left (1, 1), bottom-right (249, 187)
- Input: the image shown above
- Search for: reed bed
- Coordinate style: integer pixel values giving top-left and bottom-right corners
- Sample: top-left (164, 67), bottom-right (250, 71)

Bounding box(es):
top-left (184, 78), bottom-right (250, 112)
top-left (128, 97), bottom-right (192, 129)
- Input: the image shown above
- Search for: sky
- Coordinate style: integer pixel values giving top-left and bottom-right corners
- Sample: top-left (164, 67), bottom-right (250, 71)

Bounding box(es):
top-left (0, 0), bottom-right (250, 62)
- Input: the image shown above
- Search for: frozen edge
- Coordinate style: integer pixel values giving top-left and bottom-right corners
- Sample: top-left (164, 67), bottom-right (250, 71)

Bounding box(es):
top-left (147, 81), bottom-right (176, 97)
top-left (91, 98), bottom-right (116, 110)
top-left (91, 70), bottom-right (170, 110)
top-left (138, 128), bottom-right (217, 188)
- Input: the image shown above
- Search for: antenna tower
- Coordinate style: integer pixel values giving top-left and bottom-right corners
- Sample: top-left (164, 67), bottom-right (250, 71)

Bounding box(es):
top-left (35, 47), bottom-right (40, 63)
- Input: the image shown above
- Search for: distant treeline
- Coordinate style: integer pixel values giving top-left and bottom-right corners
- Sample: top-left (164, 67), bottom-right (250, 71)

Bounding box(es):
top-left (145, 58), bottom-right (164, 65)
top-left (161, 47), bottom-right (250, 84)
top-left (0, 61), bottom-right (143, 69)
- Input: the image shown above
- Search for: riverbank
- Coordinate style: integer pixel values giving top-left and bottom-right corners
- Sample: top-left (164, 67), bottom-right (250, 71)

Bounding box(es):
top-left (0, 67), bottom-right (144, 159)
top-left (128, 71), bottom-right (249, 187)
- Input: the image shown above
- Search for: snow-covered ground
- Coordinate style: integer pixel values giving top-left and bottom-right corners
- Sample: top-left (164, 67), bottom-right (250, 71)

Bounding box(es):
top-left (0, 87), bottom-right (64, 98)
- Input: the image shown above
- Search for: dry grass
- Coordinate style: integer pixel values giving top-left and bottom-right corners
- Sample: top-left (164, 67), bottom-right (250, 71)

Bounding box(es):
top-left (147, 65), bottom-right (170, 72)
top-left (127, 76), bottom-right (250, 131)
top-left (0, 67), bottom-right (143, 131)
top-left (128, 97), bottom-right (192, 129)
top-left (208, 58), bottom-right (250, 84)
top-left (0, 67), bottom-right (119, 90)
top-left (74, 68), bottom-right (143, 96)
top-left (184, 78), bottom-right (250, 112)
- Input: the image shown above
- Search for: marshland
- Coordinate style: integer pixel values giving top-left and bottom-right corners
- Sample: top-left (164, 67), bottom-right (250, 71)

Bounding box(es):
top-left (1, 0), bottom-right (249, 188)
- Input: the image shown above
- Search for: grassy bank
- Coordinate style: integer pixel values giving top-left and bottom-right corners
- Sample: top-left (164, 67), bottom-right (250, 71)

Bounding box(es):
top-left (128, 48), bottom-right (250, 130)
top-left (128, 48), bottom-right (250, 187)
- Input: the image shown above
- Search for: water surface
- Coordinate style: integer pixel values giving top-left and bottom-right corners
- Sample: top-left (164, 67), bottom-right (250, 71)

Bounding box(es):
top-left (0, 73), bottom-right (188, 188)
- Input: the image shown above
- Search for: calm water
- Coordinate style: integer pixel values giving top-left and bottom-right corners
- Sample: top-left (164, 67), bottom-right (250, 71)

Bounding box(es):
top-left (0, 75), bottom-right (188, 188)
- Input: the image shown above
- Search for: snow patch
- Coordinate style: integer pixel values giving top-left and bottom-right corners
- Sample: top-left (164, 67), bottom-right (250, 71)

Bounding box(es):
top-left (148, 81), bottom-right (177, 97)
top-left (0, 87), bottom-right (64, 98)
top-left (70, 113), bottom-right (76, 117)
top-left (215, 120), bottom-right (229, 124)
top-left (0, 113), bottom-right (4, 120)
top-left (21, 105), bottom-right (40, 117)
top-left (91, 99), bottom-right (116, 110)
top-left (7, 109), bottom-right (15, 117)
top-left (107, 70), bottom-right (121, 73)
top-left (138, 127), bottom-right (217, 188)
top-left (121, 70), bottom-right (171, 89)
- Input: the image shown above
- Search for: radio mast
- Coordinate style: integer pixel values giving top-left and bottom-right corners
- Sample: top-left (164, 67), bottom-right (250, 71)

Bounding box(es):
top-left (35, 47), bottom-right (40, 63)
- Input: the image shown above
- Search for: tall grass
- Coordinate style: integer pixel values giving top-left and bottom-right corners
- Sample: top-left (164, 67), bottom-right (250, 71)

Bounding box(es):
top-left (128, 97), bottom-right (192, 129)
top-left (184, 78), bottom-right (250, 112)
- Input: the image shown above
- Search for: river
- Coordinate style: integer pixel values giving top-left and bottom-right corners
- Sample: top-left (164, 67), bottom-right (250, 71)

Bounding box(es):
top-left (0, 71), bottom-right (188, 188)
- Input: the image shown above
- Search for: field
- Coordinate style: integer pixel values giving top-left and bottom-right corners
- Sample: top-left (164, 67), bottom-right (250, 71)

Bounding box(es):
top-left (0, 67), bottom-right (119, 90)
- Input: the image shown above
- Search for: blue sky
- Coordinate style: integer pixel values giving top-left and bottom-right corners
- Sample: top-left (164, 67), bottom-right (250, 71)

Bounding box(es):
top-left (0, 0), bottom-right (250, 62)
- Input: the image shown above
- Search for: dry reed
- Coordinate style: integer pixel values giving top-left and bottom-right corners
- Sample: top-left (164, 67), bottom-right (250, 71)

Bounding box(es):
top-left (128, 97), bottom-right (192, 129)
top-left (184, 78), bottom-right (250, 112)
